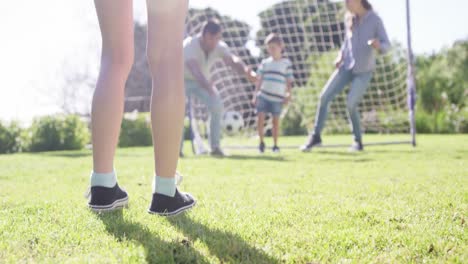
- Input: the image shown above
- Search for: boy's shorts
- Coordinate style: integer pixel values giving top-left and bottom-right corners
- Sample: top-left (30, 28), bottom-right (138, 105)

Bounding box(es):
top-left (256, 96), bottom-right (283, 117)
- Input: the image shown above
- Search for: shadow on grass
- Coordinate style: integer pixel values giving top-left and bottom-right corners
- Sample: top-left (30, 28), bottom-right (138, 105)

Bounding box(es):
top-left (318, 158), bottom-right (373, 163)
top-left (184, 154), bottom-right (289, 162)
top-left (312, 150), bottom-right (358, 156)
top-left (223, 154), bottom-right (288, 162)
top-left (39, 151), bottom-right (91, 158)
top-left (98, 210), bottom-right (207, 263)
top-left (368, 149), bottom-right (418, 154)
top-left (312, 149), bottom-right (417, 156)
top-left (40, 151), bottom-right (154, 158)
top-left (168, 214), bottom-right (280, 264)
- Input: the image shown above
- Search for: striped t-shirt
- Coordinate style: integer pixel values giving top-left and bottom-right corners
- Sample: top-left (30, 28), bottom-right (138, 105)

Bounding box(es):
top-left (258, 57), bottom-right (294, 102)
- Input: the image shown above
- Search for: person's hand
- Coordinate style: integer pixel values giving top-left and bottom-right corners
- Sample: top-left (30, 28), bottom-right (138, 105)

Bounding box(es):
top-left (208, 86), bottom-right (218, 97)
top-left (368, 39), bottom-right (381, 50)
top-left (246, 66), bottom-right (258, 84)
top-left (334, 57), bottom-right (343, 68)
top-left (251, 95), bottom-right (257, 106)
top-left (283, 93), bottom-right (292, 105)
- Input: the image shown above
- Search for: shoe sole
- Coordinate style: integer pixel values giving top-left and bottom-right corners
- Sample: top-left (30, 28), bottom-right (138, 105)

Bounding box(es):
top-left (348, 148), bottom-right (364, 152)
top-left (147, 198), bottom-right (197, 217)
top-left (88, 196), bottom-right (129, 213)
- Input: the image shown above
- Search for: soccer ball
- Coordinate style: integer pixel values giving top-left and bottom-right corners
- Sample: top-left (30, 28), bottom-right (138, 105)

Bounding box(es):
top-left (222, 111), bottom-right (244, 135)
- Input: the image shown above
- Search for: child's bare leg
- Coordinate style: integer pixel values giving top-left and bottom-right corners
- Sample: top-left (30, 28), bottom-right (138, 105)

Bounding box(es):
top-left (257, 112), bottom-right (265, 143)
top-left (272, 116), bottom-right (280, 146)
top-left (88, 0), bottom-right (133, 211)
top-left (146, 0), bottom-right (188, 195)
top-left (92, 0), bottom-right (134, 174)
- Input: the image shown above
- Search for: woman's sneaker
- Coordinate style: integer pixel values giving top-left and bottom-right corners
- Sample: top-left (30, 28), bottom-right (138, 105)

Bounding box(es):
top-left (148, 188), bottom-right (196, 216)
top-left (300, 135), bottom-right (322, 152)
top-left (349, 141), bottom-right (364, 152)
top-left (87, 184), bottom-right (129, 212)
top-left (210, 147), bottom-right (226, 157)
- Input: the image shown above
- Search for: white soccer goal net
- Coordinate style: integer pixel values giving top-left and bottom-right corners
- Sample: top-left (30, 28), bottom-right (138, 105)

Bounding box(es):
top-left (185, 0), bottom-right (412, 143)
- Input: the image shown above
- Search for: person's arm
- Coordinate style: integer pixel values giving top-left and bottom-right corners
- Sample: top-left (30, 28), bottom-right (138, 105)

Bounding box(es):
top-left (369, 16), bottom-right (391, 54)
top-left (335, 42), bottom-right (346, 68)
top-left (284, 61), bottom-right (294, 104)
top-left (185, 59), bottom-right (216, 95)
top-left (336, 16), bottom-right (351, 68)
top-left (222, 54), bottom-right (258, 84)
top-left (284, 79), bottom-right (293, 105)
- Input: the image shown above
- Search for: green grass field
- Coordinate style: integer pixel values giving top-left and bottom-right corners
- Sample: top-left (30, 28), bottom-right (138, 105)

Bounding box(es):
top-left (0, 135), bottom-right (466, 263)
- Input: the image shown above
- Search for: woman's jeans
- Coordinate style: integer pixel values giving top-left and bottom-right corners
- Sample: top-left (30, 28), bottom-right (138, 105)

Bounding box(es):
top-left (312, 68), bottom-right (373, 142)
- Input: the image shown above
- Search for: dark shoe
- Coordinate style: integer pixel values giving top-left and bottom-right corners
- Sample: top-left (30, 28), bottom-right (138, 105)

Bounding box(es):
top-left (148, 189), bottom-right (196, 216)
top-left (259, 141), bottom-right (265, 153)
top-left (300, 135), bottom-right (322, 152)
top-left (349, 141), bottom-right (364, 152)
top-left (272, 145), bottom-right (280, 153)
top-left (87, 184), bottom-right (129, 212)
top-left (210, 147), bottom-right (226, 157)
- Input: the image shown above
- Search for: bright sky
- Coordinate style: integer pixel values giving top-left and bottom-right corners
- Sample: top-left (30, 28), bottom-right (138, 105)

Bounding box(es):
top-left (0, 0), bottom-right (467, 124)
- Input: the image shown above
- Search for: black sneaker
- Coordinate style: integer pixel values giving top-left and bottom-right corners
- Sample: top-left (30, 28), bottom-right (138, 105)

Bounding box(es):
top-left (210, 147), bottom-right (226, 157)
top-left (300, 135), bottom-right (322, 152)
top-left (349, 141), bottom-right (364, 152)
top-left (148, 189), bottom-right (196, 216)
top-left (87, 184), bottom-right (129, 212)
top-left (272, 145), bottom-right (280, 153)
top-left (259, 141), bottom-right (265, 153)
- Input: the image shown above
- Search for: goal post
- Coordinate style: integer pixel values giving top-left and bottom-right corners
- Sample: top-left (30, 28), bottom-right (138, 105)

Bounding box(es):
top-left (184, 0), bottom-right (417, 150)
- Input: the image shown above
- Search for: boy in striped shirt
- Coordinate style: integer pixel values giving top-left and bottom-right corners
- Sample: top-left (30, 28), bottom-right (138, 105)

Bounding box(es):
top-left (252, 33), bottom-right (294, 153)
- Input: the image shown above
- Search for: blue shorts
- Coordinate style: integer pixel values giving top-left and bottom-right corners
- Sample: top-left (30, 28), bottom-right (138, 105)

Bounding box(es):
top-left (256, 96), bottom-right (283, 116)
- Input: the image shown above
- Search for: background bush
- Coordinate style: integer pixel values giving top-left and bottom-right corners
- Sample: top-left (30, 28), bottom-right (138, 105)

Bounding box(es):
top-left (0, 121), bottom-right (25, 154)
top-left (29, 115), bottom-right (89, 152)
top-left (118, 113), bottom-right (153, 147)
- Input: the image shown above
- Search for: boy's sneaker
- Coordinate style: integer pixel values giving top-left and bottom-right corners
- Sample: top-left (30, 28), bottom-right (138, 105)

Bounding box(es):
top-left (87, 183), bottom-right (129, 212)
top-left (272, 145), bottom-right (280, 153)
top-left (349, 141), bottom-right (364, 152)
top-left (148, 188), bottom-right (196, 216)
top-left (259, 141), bottom-right (265, 153)
top-left (300, 135), bottom-right (322, 152)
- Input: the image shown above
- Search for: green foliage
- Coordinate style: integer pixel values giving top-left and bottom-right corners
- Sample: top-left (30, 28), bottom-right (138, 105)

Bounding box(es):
top-left (415, 104), bottom-right (468, 134)
top-left (29, 115), bottom-right (89, 152)
top-left (415, 111), bottom-right (433, 133)
top-left (377, 111), bottom-right (410, 133)
top-left (0, 121), bottom-right (24, 154)
top-left (281, 106), bottom-right (308, 136)
top-left (119, 113), bottom-right (153, 147)
top-left (62, 115), bottom-right (91, 150)
top-left (459, 108), bottom-right (468, 133)
top-left (441, 104), bottom-right (468, 133)
top-left (1, 135), bottom-right (467, 262)
top-left (416, 40), bottom-right (468, 113)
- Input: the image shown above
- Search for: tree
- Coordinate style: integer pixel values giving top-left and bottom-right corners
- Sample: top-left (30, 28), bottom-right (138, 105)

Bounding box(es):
top-left (416, 39), bottom-right (468, 113)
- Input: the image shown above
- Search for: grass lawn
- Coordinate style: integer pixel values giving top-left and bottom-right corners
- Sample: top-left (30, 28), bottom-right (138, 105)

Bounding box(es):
top-left (0, 135), bottom-right (466, 263)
